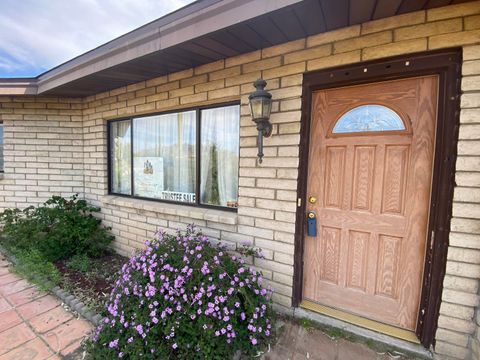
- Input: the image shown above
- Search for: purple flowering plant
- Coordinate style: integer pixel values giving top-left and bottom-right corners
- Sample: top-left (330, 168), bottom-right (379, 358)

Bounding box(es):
top-left (87, 225), bottom-right (273, 359)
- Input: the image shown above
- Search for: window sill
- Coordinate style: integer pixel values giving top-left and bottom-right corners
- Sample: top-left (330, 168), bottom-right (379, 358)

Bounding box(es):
top-left (101, 195), bottom-right (238, 225)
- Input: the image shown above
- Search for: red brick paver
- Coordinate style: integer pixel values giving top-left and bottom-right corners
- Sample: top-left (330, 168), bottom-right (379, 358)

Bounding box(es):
top-left (0, 279), bottom-right (33, 296)
top-left (0, 309), bottom-right (22, 332)
top-left (30, 307), bottom-right (74, 334)
top-left (0, 323), bottom-right (36, 355)
top-left (0, 255), bottom-right (93, 358)
top-left (42, 318), bottom-right (92, 353)
top-left (0, 298), bottom-right (12, 312)
top-left (0, 338), bottom-right (53, 360)
top-left (7, 287), bottom-right (44, 306)
top-left (17, 295), bottom-right (59, 320)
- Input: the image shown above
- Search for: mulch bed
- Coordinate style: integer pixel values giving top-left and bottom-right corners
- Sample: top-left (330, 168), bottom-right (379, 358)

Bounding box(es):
top-left (54, 252), bottom-right (127, 314)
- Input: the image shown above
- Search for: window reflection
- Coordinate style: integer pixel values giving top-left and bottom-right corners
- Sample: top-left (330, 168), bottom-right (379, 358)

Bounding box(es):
top-left (200, 105), bottom-right (240, 208)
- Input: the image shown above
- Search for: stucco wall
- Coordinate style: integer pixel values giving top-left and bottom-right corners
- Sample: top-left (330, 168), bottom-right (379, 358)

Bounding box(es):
top-left (1, 2), bottom-right (479, 358)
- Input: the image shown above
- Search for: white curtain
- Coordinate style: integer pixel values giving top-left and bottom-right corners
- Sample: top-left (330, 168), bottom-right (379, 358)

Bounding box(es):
top-left (133, 111), bottom-right (196, 198)
top-left (200, 105), bottom-right (239, 207)
top-left (111, 121), bottom-right (131, 194)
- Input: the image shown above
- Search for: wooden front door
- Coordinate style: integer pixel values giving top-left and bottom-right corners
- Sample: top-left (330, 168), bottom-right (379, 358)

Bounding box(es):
top-left (303, 76), bottom-right (438, 331)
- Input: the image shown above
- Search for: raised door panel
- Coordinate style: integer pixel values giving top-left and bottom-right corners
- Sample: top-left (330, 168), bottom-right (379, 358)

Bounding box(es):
top-left (375, 234), bottom-right (402, 299)
top-left (352, 146), bottom-right (376, 212)
top-left (382, 145), bottom-right (410, 215)
top-left (324, 147), bottom-right (346, 209)
top-left (346, 230), bottom-right (370, 292)
top-left (319, 226), bottom-right (342, 284)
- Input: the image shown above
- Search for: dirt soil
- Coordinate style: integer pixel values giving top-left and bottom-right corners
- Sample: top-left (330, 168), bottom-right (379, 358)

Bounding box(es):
top-left (55, 252), bottom-right (127, 313)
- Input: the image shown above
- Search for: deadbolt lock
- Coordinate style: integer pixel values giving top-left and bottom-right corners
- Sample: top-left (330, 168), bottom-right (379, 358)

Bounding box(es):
top-left (308, 196), bottom-right (317, 204)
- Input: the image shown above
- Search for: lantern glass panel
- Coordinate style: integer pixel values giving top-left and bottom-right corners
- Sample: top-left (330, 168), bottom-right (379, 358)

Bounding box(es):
top-left (262, 99), bottom-right (272, 119)
top-left (249, 98), bottom-right (264, 120)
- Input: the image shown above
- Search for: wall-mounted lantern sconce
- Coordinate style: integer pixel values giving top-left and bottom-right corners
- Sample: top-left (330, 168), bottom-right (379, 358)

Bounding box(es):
top-left (248, 79), bottom-right (272, 164)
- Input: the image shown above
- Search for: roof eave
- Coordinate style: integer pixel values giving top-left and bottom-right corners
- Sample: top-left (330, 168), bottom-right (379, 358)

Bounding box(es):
top-left (34, 0), bottom-right (301, 95)
top-left (0, 79), bottom-right (38, 96)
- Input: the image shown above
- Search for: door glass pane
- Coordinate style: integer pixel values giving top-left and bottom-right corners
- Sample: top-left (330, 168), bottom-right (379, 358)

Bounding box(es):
top-left (110, 120), bottom-right (132, 194)
top-left (332, 105), bottom-right (405, 134)
top-left (133, 111), bottom-right (196, 203)
top-left (200, 105), bottom-right (240, 208)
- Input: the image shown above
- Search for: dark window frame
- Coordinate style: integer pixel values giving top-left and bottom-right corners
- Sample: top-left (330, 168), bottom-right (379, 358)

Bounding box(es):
top-left (107, 101), bottom-right (240, 212)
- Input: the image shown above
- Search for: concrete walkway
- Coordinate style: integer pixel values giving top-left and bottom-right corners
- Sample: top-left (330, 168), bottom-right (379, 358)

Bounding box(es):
top-left (265, 320), bottom-right (409, 360)
top-left (0, 256), bottom-right (92, 359)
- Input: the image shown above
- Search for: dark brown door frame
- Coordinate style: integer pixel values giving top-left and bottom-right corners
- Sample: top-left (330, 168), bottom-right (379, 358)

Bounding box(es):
top-left (292, 48), bottom-right (462, 348)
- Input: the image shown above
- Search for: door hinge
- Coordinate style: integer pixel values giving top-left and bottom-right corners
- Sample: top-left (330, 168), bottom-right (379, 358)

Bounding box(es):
top-left (297, 198), bottom-right (302, 207)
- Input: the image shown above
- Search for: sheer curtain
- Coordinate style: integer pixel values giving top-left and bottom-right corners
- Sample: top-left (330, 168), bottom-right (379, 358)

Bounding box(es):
top-left (110, 121), bottom-right (131, 194)
top-left (200, 105), bottom-right (239, 207)
top-left (133, 111), bottom-right (196, 201)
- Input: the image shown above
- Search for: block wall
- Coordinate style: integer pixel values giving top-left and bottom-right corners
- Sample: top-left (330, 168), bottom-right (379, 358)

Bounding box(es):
top-left (0, 96), bottom-right (84, 209)
top-left (1, 1), bottom-right (480, 358)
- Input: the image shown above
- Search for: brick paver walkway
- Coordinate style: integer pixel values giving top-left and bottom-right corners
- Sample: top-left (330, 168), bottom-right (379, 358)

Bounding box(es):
top-left (0, 255), bottom-right (92, 359)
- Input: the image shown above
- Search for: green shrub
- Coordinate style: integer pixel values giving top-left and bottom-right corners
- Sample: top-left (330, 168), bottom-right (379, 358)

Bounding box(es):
top-left (88, 226), bottom-right (273, 359)
top-left (0, 194), bottom-right (114, 262)
top-left (66, 253), bottom-right (91, 273)
top-left (11, 249), bottom-right (61, 290)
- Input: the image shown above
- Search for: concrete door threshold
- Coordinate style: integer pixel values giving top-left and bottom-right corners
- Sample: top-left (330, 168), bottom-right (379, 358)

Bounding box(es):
top-left (292, 307), bottom-right (433, 359)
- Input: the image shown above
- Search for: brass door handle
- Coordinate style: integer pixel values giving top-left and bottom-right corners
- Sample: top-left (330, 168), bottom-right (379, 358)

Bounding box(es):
top-left (308, 196), bottom-right (317, 204)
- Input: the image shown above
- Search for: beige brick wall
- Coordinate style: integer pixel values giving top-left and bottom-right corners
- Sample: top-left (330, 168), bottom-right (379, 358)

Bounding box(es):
top-left (0, 96), bottom-right (84, 208)
top-left (1, 1), bottom-right (480, 358)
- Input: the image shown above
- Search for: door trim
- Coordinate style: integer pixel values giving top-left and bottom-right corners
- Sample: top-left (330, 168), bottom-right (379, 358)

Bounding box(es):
top-left (292, 49), bottom-right (461, 348)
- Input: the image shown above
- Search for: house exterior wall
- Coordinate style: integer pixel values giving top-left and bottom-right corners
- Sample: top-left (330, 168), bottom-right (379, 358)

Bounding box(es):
top-left (0, 2), bottom-right (479, 358)
top-left (0, 97), bottom-right (84, 208)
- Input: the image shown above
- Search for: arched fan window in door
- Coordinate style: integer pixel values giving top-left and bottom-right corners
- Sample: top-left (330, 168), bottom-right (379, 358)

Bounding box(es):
top-left (332, 104), bottom-right (405, 134)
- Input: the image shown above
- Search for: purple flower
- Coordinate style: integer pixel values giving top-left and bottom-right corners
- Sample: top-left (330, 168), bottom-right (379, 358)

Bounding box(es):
top-left (251, 338), bottom-right (257, 345)
top-left (172, 343), bottom-right (178, 349)
top-left (240, 240), bottom-right (252, 247)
